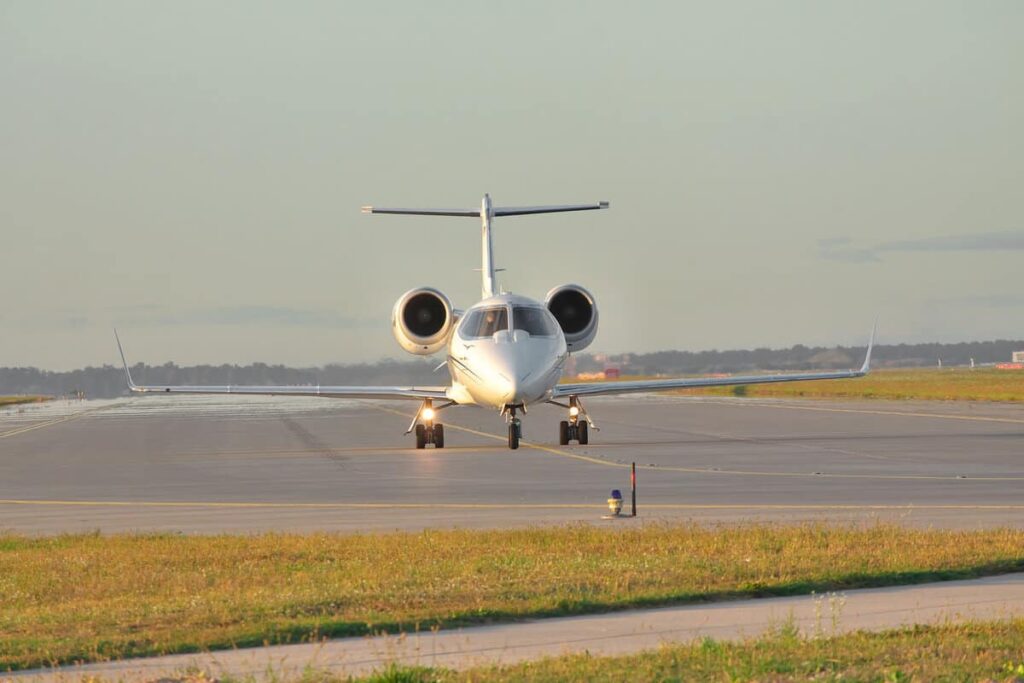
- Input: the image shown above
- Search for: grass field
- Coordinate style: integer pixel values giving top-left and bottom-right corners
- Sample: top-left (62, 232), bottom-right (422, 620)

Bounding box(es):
top-left (566, 368), bottom-right (1024, 402)
top-left (354, 620), bottom-right (1024, 682)
top-left (3, 524), bottom-right (1024, 671)
top-left (0, 396), bottom-right (50, 407)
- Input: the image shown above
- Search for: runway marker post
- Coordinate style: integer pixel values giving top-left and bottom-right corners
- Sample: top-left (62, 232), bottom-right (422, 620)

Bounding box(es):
top-left (631, 461), bottom-right (637, 517)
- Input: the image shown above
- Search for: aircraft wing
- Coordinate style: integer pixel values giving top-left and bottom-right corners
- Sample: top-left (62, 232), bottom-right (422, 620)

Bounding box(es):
top-left (553, 327), bottom-right (875, 399)
top-left (115, 332), bottom-right (450, 401)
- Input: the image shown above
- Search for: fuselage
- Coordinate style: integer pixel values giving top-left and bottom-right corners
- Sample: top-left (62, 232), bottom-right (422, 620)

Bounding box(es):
top-left (445, 293), bottom-right (568, 409)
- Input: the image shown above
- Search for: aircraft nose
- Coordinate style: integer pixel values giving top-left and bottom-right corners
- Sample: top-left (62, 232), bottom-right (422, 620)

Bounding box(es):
top-left (493, 357), bottom-right (527, 404)
top-left (499, 377), bottom-right (518, 404)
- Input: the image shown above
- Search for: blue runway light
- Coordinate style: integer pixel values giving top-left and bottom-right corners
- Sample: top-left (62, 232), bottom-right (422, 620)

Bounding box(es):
top-left (607, 489), bottom-right (623, 516)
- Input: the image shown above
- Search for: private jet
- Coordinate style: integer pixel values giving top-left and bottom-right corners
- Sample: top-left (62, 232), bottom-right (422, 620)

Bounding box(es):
top-left (116, 194), bottom-right (873, 449)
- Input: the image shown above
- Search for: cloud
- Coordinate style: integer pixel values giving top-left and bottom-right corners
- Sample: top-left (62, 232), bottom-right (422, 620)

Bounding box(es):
top-left (819, 231), bottom-right (1024, 263)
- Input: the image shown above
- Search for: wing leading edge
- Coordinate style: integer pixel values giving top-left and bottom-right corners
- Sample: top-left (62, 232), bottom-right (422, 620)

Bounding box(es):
top-left (114, 331), bottom-right (451, 401)
top-left (553, 326), bottom-right (875, 399)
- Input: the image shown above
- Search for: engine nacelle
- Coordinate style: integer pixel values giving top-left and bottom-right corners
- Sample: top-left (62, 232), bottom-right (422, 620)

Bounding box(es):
top-left (545, 284), bottom-right (599, 352)
top-left (392, 287), bottom-right (455, 355)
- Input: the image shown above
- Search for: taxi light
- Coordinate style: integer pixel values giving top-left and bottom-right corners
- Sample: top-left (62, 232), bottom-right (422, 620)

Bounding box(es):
top-left (422, 407), bottom-right (435, 421)
top-left (569, 406), bottom-right (580, 417)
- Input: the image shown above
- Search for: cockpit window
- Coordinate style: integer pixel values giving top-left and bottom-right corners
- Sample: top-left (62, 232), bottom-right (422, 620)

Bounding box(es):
top-left (513, 306), bottom-right (558, 337)
top-left (460, 306), bottom-right (509, 338)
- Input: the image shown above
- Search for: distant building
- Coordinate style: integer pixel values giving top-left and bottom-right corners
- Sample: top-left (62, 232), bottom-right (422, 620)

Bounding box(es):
top-left (1013, 351), bottom-right (1024, 363)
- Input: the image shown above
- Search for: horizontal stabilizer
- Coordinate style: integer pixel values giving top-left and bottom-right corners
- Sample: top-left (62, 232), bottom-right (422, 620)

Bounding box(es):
top-left (361, 201), bottom-right (610, 218)
top-left (361, 207), bottom-right (479, 217)
top-left (494, 202), bottom-right (609, 217)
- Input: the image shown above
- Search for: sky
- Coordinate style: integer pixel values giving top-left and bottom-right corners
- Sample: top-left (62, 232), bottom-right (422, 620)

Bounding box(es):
top-left (1, 1), bottom-right (1022, 370)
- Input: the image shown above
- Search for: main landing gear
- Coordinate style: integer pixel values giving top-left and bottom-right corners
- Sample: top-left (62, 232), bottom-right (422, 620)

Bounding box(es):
top-left (557, 395), bottom-right (596, 445)
top-left (408, 399), bottom-right (450, 449)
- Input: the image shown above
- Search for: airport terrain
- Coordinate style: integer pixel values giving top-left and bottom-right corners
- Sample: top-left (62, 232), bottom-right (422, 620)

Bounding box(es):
top-left (671, 367), bottom-right (1024, 402)
top-left (2, 393), bottom-right (1023, 532)
top-left (0, 397), bottom-right (49, 408)
top-left (2, 392), bottom-right (1023, 679)
top-left (3, 524), bottom-right (1024, 670)
top-left (6, 574), bottom-right (1024, 681)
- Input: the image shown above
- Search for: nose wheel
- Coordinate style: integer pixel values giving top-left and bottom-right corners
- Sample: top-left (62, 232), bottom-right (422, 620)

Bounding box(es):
top-left (503, 404), bottom-right (524, 450)
top-left (508, 418), bottom-right (522, 449)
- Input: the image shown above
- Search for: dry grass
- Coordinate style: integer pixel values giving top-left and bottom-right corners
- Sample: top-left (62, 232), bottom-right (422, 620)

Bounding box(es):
top-left (3, 524), bottom-right (1024, 671)
top-left (0, 396), bottom-right (50, 407)
top-left (565, 368), bottom-right (1024, 401)
top-left (354, 620), bottom-right (1024, 682)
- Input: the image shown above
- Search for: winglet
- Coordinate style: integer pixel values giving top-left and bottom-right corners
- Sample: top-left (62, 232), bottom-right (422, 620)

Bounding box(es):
top-left (113, 329), bottom-right (138, 391)
top-left (859, 320), bottom-right (877, 374)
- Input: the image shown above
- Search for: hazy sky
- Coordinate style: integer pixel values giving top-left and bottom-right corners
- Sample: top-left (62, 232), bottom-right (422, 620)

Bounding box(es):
top-left (2, 1), bottom-right (1022, 370)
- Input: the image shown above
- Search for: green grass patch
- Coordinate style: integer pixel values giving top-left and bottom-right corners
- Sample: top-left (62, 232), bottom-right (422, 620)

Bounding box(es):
top-left (0, 396), bottom-right (51, 407)
top-left (2, 524), bottom-right (1024, 671)
top-left (352, 619), bottom-right (1024, 682)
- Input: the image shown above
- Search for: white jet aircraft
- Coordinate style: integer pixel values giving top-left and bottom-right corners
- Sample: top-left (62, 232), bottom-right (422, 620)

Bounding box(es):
top-left (116, 194), bottom-right (874, 449)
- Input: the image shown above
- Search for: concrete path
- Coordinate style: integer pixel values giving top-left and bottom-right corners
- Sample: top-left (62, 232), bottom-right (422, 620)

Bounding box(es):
top-left (7, 573), bottom-right (1024, 682)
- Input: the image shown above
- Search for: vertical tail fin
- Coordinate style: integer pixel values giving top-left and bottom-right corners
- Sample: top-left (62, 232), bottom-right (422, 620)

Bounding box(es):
top-left (480, 194), bottom-right (496, 298)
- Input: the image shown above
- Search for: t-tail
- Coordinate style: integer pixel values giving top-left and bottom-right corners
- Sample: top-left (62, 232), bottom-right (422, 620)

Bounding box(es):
top-left (362, 194), bottom-right (609, 298)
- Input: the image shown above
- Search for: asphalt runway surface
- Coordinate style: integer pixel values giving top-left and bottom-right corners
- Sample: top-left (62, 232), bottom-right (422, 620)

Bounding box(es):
top-left (1, 393), bottom-right (1024, 533)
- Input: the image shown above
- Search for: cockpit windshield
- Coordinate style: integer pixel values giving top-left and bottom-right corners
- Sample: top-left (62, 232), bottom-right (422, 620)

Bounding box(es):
top-left (460, 306), bottom-right (509, 338)
top-left (513, 306), bottom-right (558, 337)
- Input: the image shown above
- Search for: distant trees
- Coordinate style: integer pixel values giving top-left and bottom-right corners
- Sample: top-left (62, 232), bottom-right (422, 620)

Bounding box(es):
top-left (2, 339), bottom-right (1021, 398)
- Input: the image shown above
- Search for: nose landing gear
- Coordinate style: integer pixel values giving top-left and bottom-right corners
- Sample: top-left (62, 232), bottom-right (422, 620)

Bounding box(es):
top-left (503, 404), bottom-right (524, 450)
top-left (557, 395), bottom-right (596, 445)
top-left (407, 399), bottom-right (450, 449)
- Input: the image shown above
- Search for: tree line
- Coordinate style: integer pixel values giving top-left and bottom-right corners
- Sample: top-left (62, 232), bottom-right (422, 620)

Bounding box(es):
top-left (2, 339), bottom-right (1022, 399)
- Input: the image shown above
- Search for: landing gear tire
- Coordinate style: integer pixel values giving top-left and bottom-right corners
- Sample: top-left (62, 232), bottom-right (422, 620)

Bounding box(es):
top-left (433, 424), bottom-right (445, 449)
top-left (559, 420), bottom-right (570, 445)
top-left (577, 420), bottom-right (589, 445)
top-left (508, 422), bottom-right (520, 450)
top-left (415, 424), bottom-right (427, 449)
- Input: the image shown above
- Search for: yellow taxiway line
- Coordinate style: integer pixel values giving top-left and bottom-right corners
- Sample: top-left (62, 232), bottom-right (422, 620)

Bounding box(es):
top-left (0, 402), bottom-right (125, 439)
top-left (0, 412), bottom-right (88, 439)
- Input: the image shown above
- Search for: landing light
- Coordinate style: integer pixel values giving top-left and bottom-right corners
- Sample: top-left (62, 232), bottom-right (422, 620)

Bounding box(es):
top-left (569, 406), bottom-right (580, 417)
top-left (422, 407), bottom-right (435, 421)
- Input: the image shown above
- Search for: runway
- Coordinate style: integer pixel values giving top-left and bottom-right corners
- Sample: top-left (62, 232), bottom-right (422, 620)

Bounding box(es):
top-left (1, 394), bottom-right (1023, 533)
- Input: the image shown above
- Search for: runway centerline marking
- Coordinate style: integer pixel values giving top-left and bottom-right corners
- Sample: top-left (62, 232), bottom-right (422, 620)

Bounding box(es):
top-left (364, 404), bottom-right (1024, 482)
top-left (3, 499), bottom-right (1024, 511)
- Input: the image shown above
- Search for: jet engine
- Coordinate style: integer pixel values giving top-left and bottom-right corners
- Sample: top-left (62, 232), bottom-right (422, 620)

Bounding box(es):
top-left (392, 287), bottom-right (455, 355)
top-left (545, 284), bottom-right (598, 352)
